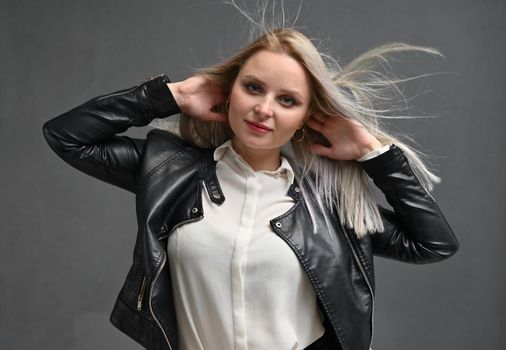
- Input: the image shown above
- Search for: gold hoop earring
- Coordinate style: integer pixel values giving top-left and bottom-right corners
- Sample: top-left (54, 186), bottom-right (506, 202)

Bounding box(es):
top-left (294, 127), bottom-right (306, 142)
top-left (225, 99), bottom-right (230, 112)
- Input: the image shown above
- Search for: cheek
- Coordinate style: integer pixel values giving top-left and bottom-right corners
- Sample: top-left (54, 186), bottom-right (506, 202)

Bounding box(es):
top-left (227, 89), bottom-right (241, 117)
top-left (227, 92), bottom-right (249, 134)
top-left (234, 89), bottom-right (256, 108)
top-left (277, 112), bottom-right (307, 132)
top-left (229, 89), bottom-right (249, 115)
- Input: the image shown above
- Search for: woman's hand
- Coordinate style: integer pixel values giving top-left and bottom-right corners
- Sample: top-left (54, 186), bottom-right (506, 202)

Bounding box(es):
top-left (305, 112), bottom-right (383, 161)
top-left (167, 75), bottom-right (227, 122)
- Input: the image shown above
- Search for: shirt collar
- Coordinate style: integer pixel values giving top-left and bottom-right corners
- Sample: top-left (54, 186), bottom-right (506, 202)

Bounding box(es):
top-left (213, 140), bottom-right (295, 186)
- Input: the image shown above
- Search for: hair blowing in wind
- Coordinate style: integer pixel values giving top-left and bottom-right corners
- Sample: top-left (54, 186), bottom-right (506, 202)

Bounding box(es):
top-left (153, 0), bottom-right (446, 238)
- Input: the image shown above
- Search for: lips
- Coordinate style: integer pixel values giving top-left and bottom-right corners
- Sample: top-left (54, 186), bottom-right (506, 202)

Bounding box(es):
top-left (245, 120), bottom-right (273, 132)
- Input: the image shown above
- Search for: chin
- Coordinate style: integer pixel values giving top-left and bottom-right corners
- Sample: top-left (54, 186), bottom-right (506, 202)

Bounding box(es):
top-left (238, 137), bottom-right (284, 152)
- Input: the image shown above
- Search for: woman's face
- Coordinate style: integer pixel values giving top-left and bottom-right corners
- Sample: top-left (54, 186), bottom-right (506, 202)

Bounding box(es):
top-left (228, 49), bottom-right (311, 161)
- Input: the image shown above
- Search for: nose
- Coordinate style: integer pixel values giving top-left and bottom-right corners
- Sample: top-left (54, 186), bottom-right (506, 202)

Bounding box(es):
top-left (254, 97), bottom-right (275, 118)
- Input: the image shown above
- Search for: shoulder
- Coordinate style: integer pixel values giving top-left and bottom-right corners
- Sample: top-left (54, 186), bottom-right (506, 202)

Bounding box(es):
top-left (146, 128), bottom-right (195, 155)
top-left (141, 128), bottom-right (214, 175)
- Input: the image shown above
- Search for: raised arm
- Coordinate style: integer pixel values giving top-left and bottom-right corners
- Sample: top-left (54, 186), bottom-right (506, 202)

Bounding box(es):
top-left (42, 74), bottom-right (181, 193)
top-left (360, 145), bottom-right (459, 264)
top-left (306, 111), bottom-right (459, 264)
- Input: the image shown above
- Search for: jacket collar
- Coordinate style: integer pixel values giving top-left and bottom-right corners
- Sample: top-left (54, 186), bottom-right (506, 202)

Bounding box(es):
top-left (201, 140), bottom-right (300, 203)
top-left (213, 140), bottom-right (295, 191)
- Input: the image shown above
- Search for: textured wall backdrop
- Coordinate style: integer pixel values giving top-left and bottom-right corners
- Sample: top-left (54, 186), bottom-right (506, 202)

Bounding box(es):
top-left (1, 0), bottom-right (504, 349)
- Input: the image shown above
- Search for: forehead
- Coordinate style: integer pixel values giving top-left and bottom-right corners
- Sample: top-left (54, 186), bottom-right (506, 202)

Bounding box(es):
top-left (238, 50), bottom-right (310, 96)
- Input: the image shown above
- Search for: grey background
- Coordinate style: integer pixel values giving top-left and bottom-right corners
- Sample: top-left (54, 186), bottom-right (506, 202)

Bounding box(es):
top-left (1, 0), bottom-right (504, 349)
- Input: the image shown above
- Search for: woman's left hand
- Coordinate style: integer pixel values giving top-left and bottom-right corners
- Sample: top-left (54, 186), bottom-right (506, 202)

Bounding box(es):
top-left (305, 112), bottom-right (383, 161)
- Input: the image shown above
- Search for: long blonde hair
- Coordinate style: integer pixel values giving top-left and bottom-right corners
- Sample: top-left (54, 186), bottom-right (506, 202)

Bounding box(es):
top-left (152, 27), bottom-right (443, 238)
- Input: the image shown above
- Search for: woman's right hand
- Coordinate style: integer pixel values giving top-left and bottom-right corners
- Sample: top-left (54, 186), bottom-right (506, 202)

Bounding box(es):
top-left (167, 75), bottom-right (228, 122)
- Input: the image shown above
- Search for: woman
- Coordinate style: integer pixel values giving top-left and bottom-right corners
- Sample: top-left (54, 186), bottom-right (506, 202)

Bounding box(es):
top-left (42, 28), bottom-right (459, 350)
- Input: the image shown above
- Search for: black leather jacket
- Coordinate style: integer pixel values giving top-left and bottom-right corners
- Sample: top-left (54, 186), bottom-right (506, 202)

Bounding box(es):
top-left (42, 74), bottom-right (459, 350)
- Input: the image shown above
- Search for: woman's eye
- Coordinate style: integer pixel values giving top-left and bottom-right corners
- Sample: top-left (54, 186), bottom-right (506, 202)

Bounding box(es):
top-left (280, 96), bottom-right (296, 106)
top-left (245, 83), bottom-right (261, 93)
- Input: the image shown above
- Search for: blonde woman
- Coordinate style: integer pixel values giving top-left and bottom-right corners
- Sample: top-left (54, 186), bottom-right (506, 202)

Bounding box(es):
top-left (43, 28), bottom-right (459, 350)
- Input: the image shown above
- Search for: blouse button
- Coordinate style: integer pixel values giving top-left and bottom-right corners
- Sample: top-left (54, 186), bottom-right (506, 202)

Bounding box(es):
top-left (294, 186), bottom-right (300, 192)
top-left (191, 207), bottom-right (198, 214)
top-left (275, 222), bottom-right (282, 228)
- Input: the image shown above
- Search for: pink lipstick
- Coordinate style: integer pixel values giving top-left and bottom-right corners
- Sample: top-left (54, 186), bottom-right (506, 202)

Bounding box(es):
top-left (245, 120), bottom-right (272, 134)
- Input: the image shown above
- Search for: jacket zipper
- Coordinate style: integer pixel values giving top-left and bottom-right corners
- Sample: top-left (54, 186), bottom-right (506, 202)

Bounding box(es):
top-left (142, 202), bottom-right (374, 349)
top-left (339, 220), bottom-right (375, 350)
top-left (149, 253), bottom-right (172, 350)
top-left (148, 215), bottom-right (204, 350)
top-left (137, 275), bottom-right (147, 311)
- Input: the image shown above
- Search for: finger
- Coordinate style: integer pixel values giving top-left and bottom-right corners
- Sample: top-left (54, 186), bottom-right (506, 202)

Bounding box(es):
top-left (310, 143), bottom-right (335, 158)
top-left (205, 111), bottom-right (228, 122)
top-left (211, 90), bottom-right (227, 105)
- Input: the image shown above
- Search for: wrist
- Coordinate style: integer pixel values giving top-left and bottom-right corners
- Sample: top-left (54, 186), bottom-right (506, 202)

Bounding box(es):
top-left (166, 81), bottom-right (187, 111)
top-left (357, 140), bottom-right (383, 159)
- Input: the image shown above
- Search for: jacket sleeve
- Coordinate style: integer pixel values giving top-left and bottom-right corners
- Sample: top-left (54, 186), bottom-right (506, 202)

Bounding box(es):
top-left (359, 144), bottom-right (459, 264)
top-left (42, 74), bottom-right (181, 194)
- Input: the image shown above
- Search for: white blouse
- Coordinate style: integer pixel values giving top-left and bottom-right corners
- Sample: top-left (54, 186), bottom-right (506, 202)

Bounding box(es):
top-left (167, 141), bottom-right (390, 350)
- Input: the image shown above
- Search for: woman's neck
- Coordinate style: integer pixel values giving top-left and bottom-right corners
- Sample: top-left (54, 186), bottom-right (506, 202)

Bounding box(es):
top-left (231, 139), bottom-right (281, 172)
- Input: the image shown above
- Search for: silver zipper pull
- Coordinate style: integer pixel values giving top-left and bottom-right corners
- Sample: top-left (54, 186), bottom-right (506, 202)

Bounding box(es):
top-left (137, 275), bottom-right (147, 311)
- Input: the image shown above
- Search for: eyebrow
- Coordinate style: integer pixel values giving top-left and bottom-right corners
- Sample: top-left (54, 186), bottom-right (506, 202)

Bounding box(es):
top-left (241, 74), bottom-right (306, 101)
